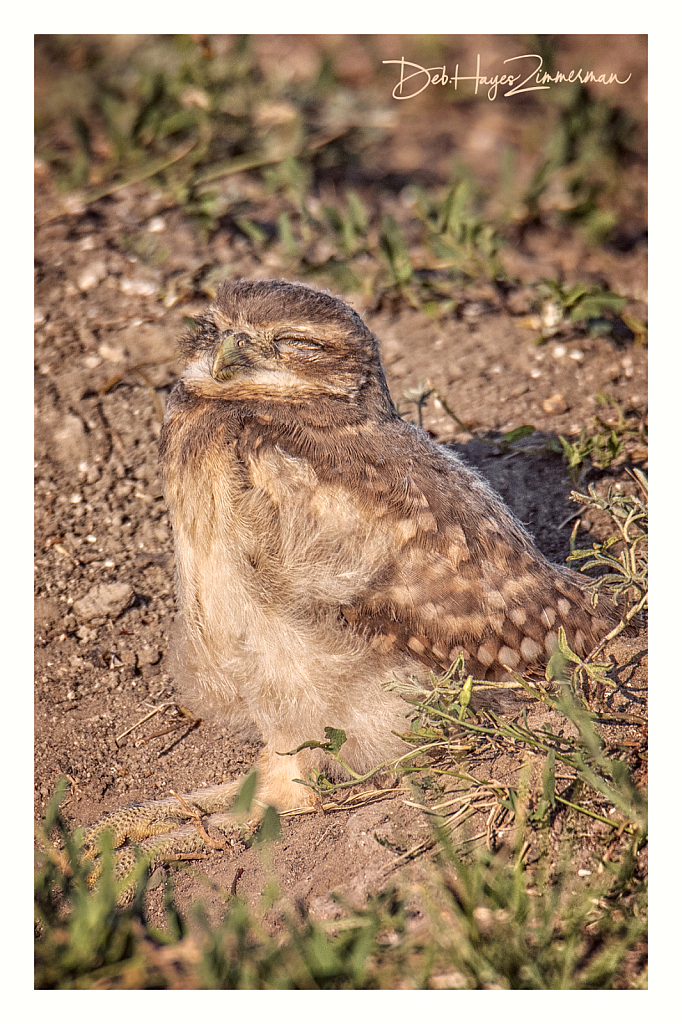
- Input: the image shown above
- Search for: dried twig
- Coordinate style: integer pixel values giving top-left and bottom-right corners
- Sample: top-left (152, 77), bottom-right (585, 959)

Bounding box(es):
top-left (137, 717), bottom-right (201, 746)
top-left (115, 702), bottom-right (175, 744)
top-left (230, 867), bottom-right (244, 896)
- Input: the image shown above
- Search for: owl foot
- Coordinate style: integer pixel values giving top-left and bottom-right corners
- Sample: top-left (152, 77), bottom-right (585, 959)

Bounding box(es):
top-left (79, 751), bottom-right (317, 897)
top-left (80, 782), bottom-right (247, 895)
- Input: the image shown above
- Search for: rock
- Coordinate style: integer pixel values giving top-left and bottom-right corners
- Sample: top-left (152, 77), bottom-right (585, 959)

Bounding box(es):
top-left (136, 647), bottom-right (161, 667)
top-left (120, 275), bottom-right (158, 297)
top-left (73, 583), bottom-right (134, 622)
top-left (97, 341), bottom-right (126, 364)
top-left (541, 393), bottom-right (568, 415)
top-left (52, 413), bottom-right (87, 466)
top-left (77, 260), bottom-right (107, 292)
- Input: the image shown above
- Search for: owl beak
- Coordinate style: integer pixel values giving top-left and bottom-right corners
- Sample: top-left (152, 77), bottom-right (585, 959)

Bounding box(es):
top-left (211, 334), bottom-right (240, 381)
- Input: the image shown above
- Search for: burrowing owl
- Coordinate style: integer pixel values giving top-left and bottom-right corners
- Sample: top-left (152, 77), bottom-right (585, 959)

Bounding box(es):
top-left (83, 277), bottom-right (618, 865)
top-left (157, 278), bottom-right (616, 813)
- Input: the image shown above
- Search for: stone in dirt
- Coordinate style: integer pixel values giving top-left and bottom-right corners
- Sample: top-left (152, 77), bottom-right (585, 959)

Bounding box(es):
top-left (72, 582), bottom-right (134, 622)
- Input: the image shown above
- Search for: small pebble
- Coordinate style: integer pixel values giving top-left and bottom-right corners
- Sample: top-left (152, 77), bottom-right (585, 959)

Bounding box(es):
top-left (98, 342), bottom-right (126, 364)
top-left (120, 277), bottom-right (158, 297)
top-left (136, 647), bottom-right (162, 667)
top-left (541, 301), bottom-right (562, 330)
top-left (542, 393), bottom-right (568, 415)
top-left (77, 261), bottom-right (107, 292)
top-left (72, 582), bottom-right (134, 622)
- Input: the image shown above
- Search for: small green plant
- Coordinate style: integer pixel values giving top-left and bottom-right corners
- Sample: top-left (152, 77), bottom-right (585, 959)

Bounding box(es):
top-left (320, 190), bottom-right (370, 258)
top-left (535, 279), bottom-right (628, 344)
top-left (35, 780), bottom-right (166, 989)
top-left (568, 475), bottom-right (648, 631)
top-left (378, 214), bottom-right (420, 307)
top-left (521, 81), bottom-right (636, 241)
top-left (413, 179), bottom-right (504, 281)
top-left (35, 37), bottom-right (342, 237)
top-left (559, 397), bottom-right (646, 482)
top-left (559, 427), bottom-right (624, 478)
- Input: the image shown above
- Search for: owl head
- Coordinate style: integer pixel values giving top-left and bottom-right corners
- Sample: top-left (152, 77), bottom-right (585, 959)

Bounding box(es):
top-left (178, 278), bottom-right (392, 412)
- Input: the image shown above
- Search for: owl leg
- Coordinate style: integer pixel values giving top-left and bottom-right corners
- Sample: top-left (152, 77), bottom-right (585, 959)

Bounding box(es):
top-left (252, 739), bottom-right (319, 811)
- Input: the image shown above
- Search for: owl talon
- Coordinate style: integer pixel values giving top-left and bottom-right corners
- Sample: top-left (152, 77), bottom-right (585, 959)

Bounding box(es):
top-left (169, 789), bottom-right (226, 850)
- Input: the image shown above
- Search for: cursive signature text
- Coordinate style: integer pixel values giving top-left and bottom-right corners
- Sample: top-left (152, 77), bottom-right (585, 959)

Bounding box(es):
top-left (384, 53), bottom-right (632, 102)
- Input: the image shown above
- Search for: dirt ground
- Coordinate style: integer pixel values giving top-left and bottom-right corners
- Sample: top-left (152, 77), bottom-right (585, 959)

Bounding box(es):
top-left (34, 35), bottom-right (647, 930)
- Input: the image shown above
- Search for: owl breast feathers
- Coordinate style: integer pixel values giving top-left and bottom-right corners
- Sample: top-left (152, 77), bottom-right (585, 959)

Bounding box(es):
top-left (159, 278), bottom-right (617, 791)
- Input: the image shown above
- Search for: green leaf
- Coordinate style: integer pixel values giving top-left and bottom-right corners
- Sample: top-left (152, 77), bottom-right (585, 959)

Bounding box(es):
top-left (346, 189), bottom-right (369, 234)
top-left (379, 215), bottom-right (413, 287)
top-left (251, 804), bottom-right (281, 845)
top-left (281, 726), bottom-right (347, 757)
top-left (545, 627), bottom-right (583, 681)
top-left (230, 770), bottom-right (259, 813)
top-left (557, 626), bottom-right (582, 664)
top-left (564, 282), bottom-right (591, 307)
top-left (545, 646), bottom-right (568, 682)
top-left (322, 726), bottom-right (347, 755)
top-left (570, 291), bottom-right (626, 321)
top-left (234, 216), bottom-right (267, 243)
top-left (559, 434), bottom-right (588, 470)
top-left (541, 749), bottom-right (556, 810)
top-left (277, 210), bottom-right (298, 255)
top-left (321, 204), bottom-right (343, 232)
top-left (502, 424), bottom-right (536, 444)
top-left (458, 675), bottom-right (473, 720)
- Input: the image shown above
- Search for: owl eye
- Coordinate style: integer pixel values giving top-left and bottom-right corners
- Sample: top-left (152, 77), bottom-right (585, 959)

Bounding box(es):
top-left (231, 332), bottom-right (251, 349)
top-left (275, 337), bottom-right (321, 356)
